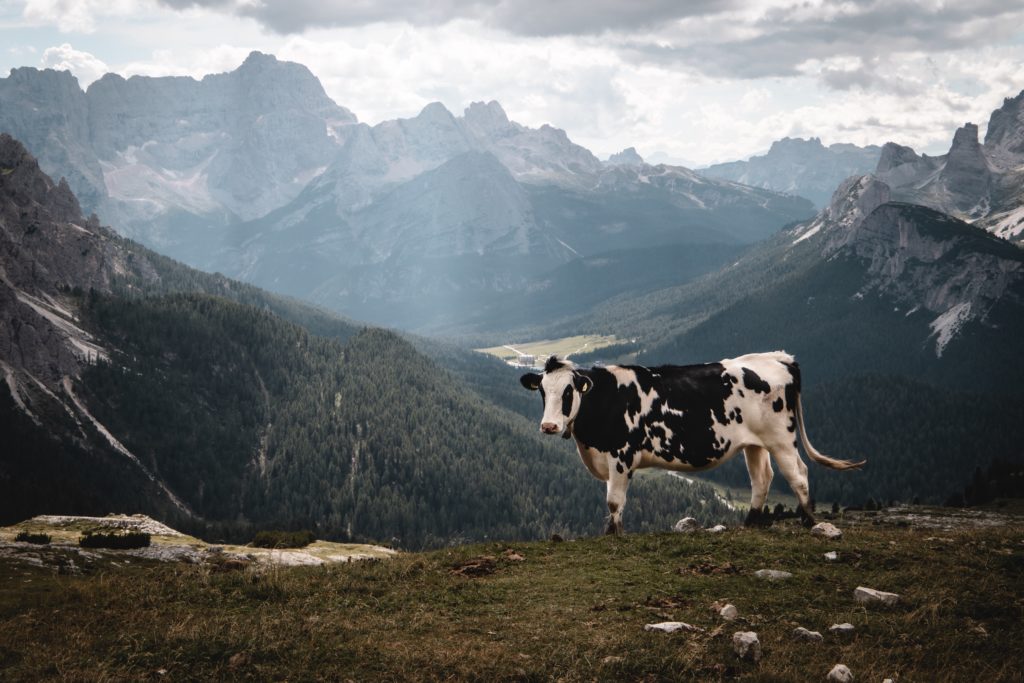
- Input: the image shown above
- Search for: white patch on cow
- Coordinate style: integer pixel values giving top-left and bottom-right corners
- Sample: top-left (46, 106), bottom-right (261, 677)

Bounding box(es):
top-left (607, 366), bottom-right (658, 432)
top-left (537, 364), bottom-right (580, 433)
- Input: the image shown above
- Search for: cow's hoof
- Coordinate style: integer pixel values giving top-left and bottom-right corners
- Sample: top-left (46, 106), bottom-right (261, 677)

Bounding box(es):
top-left (744, 508), bottom-right (772, 528)
top-left (798, 507), bottom-right (817, 528)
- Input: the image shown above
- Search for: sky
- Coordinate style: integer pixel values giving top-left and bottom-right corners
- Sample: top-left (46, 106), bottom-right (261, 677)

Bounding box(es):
top-left (2, 0), bottom-right (1023, 166)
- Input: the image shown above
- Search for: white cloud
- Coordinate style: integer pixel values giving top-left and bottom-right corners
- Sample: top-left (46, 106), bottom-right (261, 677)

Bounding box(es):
top-left (22, 0), bottom-right (149, 33)
top-left (40, 42), bottom-right (108, 85)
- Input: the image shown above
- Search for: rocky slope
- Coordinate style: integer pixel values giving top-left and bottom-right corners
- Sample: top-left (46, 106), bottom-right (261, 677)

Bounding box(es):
top-left (700, 137), bottom-right (882, 208)
top-left (874, 88), bottom-right (1024, 241)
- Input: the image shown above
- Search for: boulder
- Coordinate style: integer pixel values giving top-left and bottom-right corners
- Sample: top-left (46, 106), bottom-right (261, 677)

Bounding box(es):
top-left (720, 604), bottom-right (738, 620)
top-left (793, 626), bottom-right (824, 642)
top-left (706, 524), bottom-right (727, 533)
top-left (827, 663), bottom-right (854, 682)
top-left (732, 631), bottom-right (761, 662)
top-left (828, 623), bottom-right (855, 636)
top-left (754, 569), bottom-right (793, 581)
top-left (673, 517), bottom-right (700, 533)
top-left (854, 586), bottom-right (900, 606)
top-left (811, 522), bottom-right (843, 540)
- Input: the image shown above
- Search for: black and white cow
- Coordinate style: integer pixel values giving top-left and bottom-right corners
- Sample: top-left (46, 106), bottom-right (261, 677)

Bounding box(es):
top-left (520, 352), bottom-right (864, 534)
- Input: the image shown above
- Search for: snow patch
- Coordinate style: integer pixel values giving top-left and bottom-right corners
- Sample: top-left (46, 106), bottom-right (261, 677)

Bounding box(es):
top-left (793, 223), bottom-right (821, 244)
top-left (928, 302), bottom-right (972, 358)
top-left (16, 290), bottom-right (108, 363)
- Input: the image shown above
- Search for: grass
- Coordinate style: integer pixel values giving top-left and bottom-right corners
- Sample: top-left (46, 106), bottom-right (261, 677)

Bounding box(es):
top-left (476, 334), bottom-right (622, 365)
top-left (1, 518), bottom-right (1021, 681)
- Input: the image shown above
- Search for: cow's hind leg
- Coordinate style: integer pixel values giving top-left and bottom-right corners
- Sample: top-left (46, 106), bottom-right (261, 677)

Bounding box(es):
top-left (604, 456), bottom-right (631, 535)
top-left (769, 443), bottom-right (816, 527)
top-left (743, 446), bottom-right (774, 527)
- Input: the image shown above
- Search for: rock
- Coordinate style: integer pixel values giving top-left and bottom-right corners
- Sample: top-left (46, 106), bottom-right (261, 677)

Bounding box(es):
top-left (754, 569), bottom-right (793, 581)
top-left (706, 524), bottom-right (727, 533)
top-left (811, 522), bottom-right (843, 540)
top-left (854, 586), bottom-right (900, 606)
top-left (793, 626), bottom-right (824, 642)
top-left (645, 621), bottom-right (699, 633)
top-left (720, 604), bottom-right (738, 620)
top-left (827, 663), bottom-right (854, 682)
top-left (882, 679), bottom-right (894, 683)
top-left (601, 655), bottom-right (624, 665)
top-left (673, 517), bottom-right (700, 533)
top-left (829, 623), bottom-right (855, 636)
top-left (824, 551), bottom-right (839, 561)
top-left (732, 631), bottom-right (761, 662)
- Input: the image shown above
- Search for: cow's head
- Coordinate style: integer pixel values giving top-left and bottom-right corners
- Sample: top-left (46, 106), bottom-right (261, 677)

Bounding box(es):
top-left (520, 356), bottom-right (592, 438)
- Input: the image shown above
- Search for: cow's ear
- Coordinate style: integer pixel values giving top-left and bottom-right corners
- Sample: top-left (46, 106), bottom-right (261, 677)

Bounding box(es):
top-left (574, 374), bottom-right (593, 395)
top-left (520, 373), bottom-right (542, 391)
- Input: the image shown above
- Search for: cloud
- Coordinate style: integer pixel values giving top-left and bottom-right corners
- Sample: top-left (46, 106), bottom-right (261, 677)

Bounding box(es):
top-left (40, 42), bottom-right (108, 84)
top-left (22, 0), bottom-right (147, 33)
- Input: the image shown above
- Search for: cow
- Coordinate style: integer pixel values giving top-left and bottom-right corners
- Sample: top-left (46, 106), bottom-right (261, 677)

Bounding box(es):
top-left (520, 352), bottom-right (865, 534)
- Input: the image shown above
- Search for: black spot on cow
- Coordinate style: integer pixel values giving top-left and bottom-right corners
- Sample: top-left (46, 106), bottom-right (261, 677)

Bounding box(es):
top-left (742, 368), bottom-right (771, 394)
top-left (545, 356), bottom-right (568, 373)
top-left (734, 407), bottom-right (743, 424)
top-left (787, 416), bottom-right (796, 433)
top-left (561, 385), bottom-right (574, 417)
top-left (738, 389), bottom-right (745, 398)
top-left (783, 361), bottom-right (801, 410)
top-left (772, 397), bottom-right (784, 412)
top-left (616, 462), bottom-right (624, 474)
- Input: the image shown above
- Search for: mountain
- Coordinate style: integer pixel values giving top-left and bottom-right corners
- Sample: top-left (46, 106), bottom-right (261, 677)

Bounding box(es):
top-left (874, 89), bottom-right (1024, 241)
top-left (700, 137), bottom-right (882, 208)
top-left (214, 98), bottom-right (813, 330)
top-left (0, 52), bottom-right (357, 266)
top-left (0, 134), bottom-right (738, 545)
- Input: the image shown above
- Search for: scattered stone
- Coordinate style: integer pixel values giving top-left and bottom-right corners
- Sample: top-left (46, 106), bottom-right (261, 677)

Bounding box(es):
top-left (601, 655), bottom-right (624, 665)
top-left (228, 653), bottom-right (250, 669)
top-left (673, 517), bottom-right (700, 533)
top-left (824, 551), bottom-right (839, 561)
top-left (720, 603), bottom-right (738, 620)
top-left (854, 586), bottom-right (900, 606)
top-left (827, 663), bottom-right (854, 682)
top-left (829, 623), bottom-right (855, 636)
top-left (812, 522), bottom-right (843, 540)
top-left (732, 631), bottom-right (761, 662)
top-left (793, 626), bottom-right (824, 642)
top-left (882, 679), bottom-right (894, 683)
top-left (754, 569), bottom-right (793, 581)
top-left (706, 524), bottom-right (727, 533)
top-left (645, 621), bottom-right (700, 633)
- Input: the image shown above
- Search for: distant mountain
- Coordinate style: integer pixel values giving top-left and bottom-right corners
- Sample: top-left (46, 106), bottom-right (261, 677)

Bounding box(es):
top-left (214, 98), bottom-right (813, 330)
top-left (0, 133), bottom-right (736, 543)
top-left (700, 137), bottom-right (882, 208)
top-left (0, 52), bottom-right (357, 266)
top-left (874, 89), bottom-right (1024, 241)
top-left (1, 56), bottom-right (813, 330)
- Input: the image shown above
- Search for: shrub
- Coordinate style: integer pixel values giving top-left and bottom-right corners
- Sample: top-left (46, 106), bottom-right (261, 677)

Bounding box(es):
top-left (79, 530), bottom-right (151, 549)
top-left (252, 530), bottom-right (316, 549)
top-left (15, 531), bottom-right (51, 544)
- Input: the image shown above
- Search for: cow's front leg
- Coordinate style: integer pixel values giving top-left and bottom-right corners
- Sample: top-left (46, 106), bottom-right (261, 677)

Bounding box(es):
top-left (604, 454), bottom-right (632, 535)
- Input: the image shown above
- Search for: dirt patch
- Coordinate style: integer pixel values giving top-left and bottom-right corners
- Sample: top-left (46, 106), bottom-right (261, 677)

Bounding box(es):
top-left (451, 555), bottom-right (498, 577)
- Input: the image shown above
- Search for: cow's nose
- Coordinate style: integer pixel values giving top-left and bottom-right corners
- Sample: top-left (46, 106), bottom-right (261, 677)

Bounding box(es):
top-left (540, 422), bottom-right (560, 434)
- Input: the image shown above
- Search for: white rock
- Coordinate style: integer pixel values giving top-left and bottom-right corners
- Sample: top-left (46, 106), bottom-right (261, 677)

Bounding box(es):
top-left (854, 586), bottom-right (900, 605)
top-left (829, 623), bottom-right (855, 636)
top-left (706, 524), bottom-right (727, 533)
top-left (732, 631), bottom-right (761, 662)
top-left (793, 626), bottom-right (824, 642)
top-left (824, 551), bottom-right (839, 561)
top-left (827, 663), bottom-right (854, 682)
top-left (673, 517), bottom-right (700, 533)
top-left (720, 604), bottom-right (738, 620)
top-left (812, 522), bottom-right (843, 540)
top-left (882, 679), bottom-right (894, 683)
top-left (644, 621), bottom-right (698, 633)
top-left (754, 569), bottom-right (793, 581)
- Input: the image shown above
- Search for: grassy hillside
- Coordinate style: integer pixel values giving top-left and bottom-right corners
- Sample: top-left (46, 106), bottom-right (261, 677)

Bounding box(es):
top-left (1, 512), bottom-right (1021, 681)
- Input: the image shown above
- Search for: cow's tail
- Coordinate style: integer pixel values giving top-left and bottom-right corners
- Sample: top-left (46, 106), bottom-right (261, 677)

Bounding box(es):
top-left (795, 393), bottom-right (866, 471)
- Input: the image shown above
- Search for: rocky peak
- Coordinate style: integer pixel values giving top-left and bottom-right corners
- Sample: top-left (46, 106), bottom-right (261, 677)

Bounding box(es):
top-left (824, 175), bottom-right (892, 231)
top-left (875, 142), bottom-right (921, 174)
top-left (768, 137), bottom-right (826, 155)
top-left (984, 89), bottom-right (1024, 159)
top-left (606, 147), bottom-right (644, 166)
top-left (462, 100), bottom-right (513, 137)
top-left (939, 122), bottom-right (991, 217)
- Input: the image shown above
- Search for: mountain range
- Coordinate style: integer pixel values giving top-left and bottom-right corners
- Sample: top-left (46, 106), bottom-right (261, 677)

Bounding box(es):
top-left (0, 53), bottom-right (814, 330)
